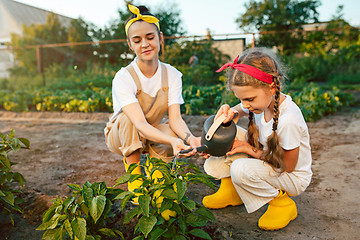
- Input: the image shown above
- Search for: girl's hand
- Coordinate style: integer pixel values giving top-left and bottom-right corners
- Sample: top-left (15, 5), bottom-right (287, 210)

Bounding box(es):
top-left (226, 140), bottom-right (251, 156)
top-left (215, 104), bottom-right (239, 123)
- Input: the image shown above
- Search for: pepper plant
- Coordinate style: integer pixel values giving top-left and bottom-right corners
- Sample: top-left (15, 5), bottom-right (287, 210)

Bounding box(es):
top-left (0, 129), bottom-right (29, 224)
top-left (37, 181), bottom-right (125, 240)
top-left (115, 157), bottom-right (217, 240)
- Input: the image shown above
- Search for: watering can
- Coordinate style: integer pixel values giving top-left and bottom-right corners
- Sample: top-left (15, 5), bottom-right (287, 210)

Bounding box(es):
top-left (179, 114), bottom-right (237, 156)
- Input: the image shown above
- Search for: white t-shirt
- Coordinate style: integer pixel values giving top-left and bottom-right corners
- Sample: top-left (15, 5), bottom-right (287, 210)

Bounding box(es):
top-left (112, 59), bottom-right (184, 115)
top-left (241, 95), bottom-right (312, 179)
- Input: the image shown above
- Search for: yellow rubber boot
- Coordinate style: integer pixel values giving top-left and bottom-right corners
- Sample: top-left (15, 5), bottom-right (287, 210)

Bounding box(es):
top-left (123, 157), bottom-right (142, 205)
top-left (202, 177), bottom-right (243, 209)
top-left (258, 190), bottom-right (297, 231)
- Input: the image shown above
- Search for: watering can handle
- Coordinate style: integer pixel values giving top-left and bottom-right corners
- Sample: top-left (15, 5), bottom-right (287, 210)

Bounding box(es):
top-left (205, 114), bottom-right (227, 141)
top-left (205, 113), bottom-right (240, 141)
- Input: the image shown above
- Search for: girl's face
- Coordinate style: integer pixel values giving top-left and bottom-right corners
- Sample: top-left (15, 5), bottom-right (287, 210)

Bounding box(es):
top-left (127, 21), bottom-right (163, 62)
top-left (231, 84), bottom-right (276, 114)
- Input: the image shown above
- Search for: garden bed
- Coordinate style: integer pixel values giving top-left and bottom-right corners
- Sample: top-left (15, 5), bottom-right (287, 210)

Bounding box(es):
top-left (0, 105), bottom-right (360, 239)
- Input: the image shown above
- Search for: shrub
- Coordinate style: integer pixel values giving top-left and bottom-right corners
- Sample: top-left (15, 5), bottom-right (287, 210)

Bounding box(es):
top-left (290, 83), bottom-right (355, 122)
top-left (0, 130), bottom-right (29, 224)
top-left (37, 181), bottom-right (125, 240)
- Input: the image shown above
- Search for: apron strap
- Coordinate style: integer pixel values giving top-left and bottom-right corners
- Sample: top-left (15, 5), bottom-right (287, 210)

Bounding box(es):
top-left (126, 65), bottom-right (142, 95)
top-left (160, 63), bottom-right (169, 92)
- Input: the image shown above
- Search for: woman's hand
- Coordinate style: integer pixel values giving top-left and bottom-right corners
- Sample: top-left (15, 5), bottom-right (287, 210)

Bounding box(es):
top-left (215, 104), bottom-right (239, 123)
top-left (188, 136), bottom-right (201, 149)
top-left (171, 138), bottom-right (196, 157)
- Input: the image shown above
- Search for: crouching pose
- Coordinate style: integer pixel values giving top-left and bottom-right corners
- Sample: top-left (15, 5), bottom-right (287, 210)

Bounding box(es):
top-left (104, 4), bottom-right (199, 204)
top-left (203, 48), bottom-right (312, 231)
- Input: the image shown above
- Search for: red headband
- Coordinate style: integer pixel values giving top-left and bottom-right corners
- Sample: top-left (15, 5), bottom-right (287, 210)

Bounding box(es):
top-left (216, 55), bottom-right (274, 84)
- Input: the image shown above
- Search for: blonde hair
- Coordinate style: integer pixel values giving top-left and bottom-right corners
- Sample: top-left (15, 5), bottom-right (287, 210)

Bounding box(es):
top-left (229, 48), bottom-right (287, 172)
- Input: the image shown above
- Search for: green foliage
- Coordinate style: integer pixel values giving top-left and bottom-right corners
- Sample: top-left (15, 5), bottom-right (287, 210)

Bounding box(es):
top-left (0, 63), bottom-right (114, 112)
top-left (290, 83), bottom-right (355, 122)
top-left (114, 157), bottom-right (216, 240)
top-left (182, 84), bottom-right (225, 115)
top-left (0, 130), bottom-right (29, 224)
top-left (285, 43), bottom-right (360, 87)
top-left (37, 181), bottom-right (124, 240)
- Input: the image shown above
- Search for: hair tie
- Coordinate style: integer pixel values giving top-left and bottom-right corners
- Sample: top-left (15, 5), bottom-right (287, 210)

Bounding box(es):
top-left (216, 56), bottom-right (274, 84)
top-left (125, 4), bottom-right (160, 35)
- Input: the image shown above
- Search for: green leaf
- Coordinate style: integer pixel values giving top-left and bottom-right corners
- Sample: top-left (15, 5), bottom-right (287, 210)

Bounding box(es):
top-left (1, 191), bottom-right (14, 206)
top-left (186, 213), bottom-right (208, 227)
top-left (71, 217), bottom-right (87, 240)
top-left (149, 226), bottom-right (167, 240)
top-left (123, 207), bottom-right (141, 224)
top-left (42, 203), bottom-right (58, 223)
top-left (174, 179), bottom-right (187, 201)
top-left (36, 213), bottom-right (61, 230)
top-left (172, 235), bottom-right (187, 240)
top-left (159, 198), bottom-right (173, 213)
top-left (41, 229), bottom-right (58, 240)
top-left (18, 137), bottom-right (30, 148)
top-left (138, 195), bottom-right (151, 217)
top-left (189, 228), bottom-right (212, 240)
top-left (0, 190), bottom-right (5, 197)
top-left (85, 236), bottom-right (95, 240)
top-left (9, 138), bottom-right (20, 152)
top-left (115, 172), bottom-right (132, 186)
top-left (90, 195), bottom-right (106, 223)
top-left (113, 191), bottom-right (132, 200)
top-left (63, 197), bottom-right (75, 210)
top-left (9, 129), bottom-right (15, 138)
top-left (53, 225), bottom-right (65, 240)
top-left (0, 154), bottom-right (11, 170)
top-left (195, 206), bottom-right (216, 221)
top-left (67, 184), bottom-right (82, 191)
top-left (182, 199), bottom-right (196, 211)
top-left (161, 188), bottom-right (177, 200)
top-left (139, 215), bottom-right (157, 238)
top-left (12, 172), bottom-right (26, 188)
top-left (113, 229), bottom-right (125, 240)
top-left (98, 228), bottom-right (118, 237)
top-left (120, 192), bottom-right (134, 212)
top-left (64, 219), bottom-right (73, 238)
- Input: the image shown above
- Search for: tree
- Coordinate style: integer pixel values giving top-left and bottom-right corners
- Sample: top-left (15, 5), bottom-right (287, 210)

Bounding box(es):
top-left (10, 12), bottom-right (69, 75)
top-left (236, 0), bottom-right (320, 54)
top-left (68, 18), bottom-right (97, 69)
top-left (299, 5), bottom-right (359, 55)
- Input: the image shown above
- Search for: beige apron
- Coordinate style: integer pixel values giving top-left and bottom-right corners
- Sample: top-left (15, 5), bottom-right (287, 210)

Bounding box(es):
top-left (104, 63), bottom-right (176, 162)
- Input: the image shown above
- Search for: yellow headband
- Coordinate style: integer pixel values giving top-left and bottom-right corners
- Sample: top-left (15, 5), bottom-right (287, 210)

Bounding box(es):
top-left (125, 4), bottom-right (160, 35)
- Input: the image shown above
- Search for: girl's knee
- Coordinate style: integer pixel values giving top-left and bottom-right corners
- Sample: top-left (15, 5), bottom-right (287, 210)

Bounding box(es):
top-left (230, 158), bottom-right (256, 184)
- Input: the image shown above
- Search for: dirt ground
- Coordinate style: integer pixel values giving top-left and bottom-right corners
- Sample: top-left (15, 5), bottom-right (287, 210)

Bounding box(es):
top-left (0, 103), bottom-right (359, 240)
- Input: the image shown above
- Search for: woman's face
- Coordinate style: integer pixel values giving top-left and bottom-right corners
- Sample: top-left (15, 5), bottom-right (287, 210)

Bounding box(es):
top-left (231, 85), bottom-right (275, 114)
top-left (127, 21), bottom-right (163, 62)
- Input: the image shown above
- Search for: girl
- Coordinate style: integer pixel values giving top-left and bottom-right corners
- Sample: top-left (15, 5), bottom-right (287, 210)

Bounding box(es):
top-left (104, 4), bottom-right (198, 203)
top-left (202, 48), bottom-right (312, 231)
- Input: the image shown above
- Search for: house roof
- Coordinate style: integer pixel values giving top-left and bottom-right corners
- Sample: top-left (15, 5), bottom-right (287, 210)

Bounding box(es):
top-left (0, 0), bottom-right (73, 41)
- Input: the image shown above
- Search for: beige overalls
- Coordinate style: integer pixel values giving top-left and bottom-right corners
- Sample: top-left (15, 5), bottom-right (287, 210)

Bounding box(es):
top-left (104, 63), bottom-right (177, 163)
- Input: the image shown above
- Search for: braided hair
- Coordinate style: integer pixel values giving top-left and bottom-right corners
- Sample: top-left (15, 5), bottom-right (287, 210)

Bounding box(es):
top-left (228, 48), bottom-right (286, 172)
